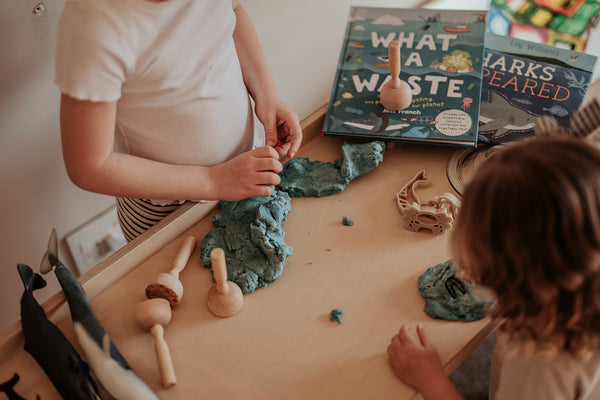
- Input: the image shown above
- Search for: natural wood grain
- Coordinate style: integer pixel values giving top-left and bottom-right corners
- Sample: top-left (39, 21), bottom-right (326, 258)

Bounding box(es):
top-left (206, 248), bottom-right (243, 318)
top-left (135, 298), bottom-right (177, 389)
top-left (146, 235), bottom-right (197, 306)
top-left (0, 107), bottom-right (497, 400)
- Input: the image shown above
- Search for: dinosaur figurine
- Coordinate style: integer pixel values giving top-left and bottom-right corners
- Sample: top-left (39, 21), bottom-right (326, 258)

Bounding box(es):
top-left (40, 229), bottom-right (158, 400)
top-left (18, 263), bottom-right (100, 399)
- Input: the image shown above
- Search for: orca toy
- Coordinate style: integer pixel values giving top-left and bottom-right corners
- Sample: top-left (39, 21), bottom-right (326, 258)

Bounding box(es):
top-left (18, 263), bottom-right (100, 399)
top-left (40, 229), bottom-right (158, 400)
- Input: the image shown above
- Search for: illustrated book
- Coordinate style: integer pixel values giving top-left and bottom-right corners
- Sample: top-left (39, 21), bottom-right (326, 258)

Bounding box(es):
top-left (322, 6), bottom-right (487, 147)
top-left (479, 32), bottom-right (597, 145)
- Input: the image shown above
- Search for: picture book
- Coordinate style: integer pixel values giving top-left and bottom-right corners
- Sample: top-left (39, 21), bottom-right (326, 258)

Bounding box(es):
top-left (479, 32), bottom-right (597, 145)
top-left (322, 6), bottom-right (487, 147)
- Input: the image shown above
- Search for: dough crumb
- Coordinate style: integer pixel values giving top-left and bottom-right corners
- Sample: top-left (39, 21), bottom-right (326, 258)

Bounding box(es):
top-left (342, 216), bottom-right (354, 226)
top-left (329, 309), bottom-right (344, 324)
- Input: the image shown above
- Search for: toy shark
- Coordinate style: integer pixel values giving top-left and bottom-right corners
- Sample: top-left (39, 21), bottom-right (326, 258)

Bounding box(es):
top-left (40, 229), bottom-right (158, 400)
top-left (18, 263), bottom-right (100, 399)
top-left (479, 91), bottom-right (536, 139)
top-left (0, 373), bottom-right (39, 400)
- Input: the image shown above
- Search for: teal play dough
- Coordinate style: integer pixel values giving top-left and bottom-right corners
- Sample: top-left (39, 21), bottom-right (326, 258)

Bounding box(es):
top-left (418, 260), bottom-right (495, 322)
top-left (278, 141), bottom-right (386, 197)
top-left (329, 309), bottom-right (344, 324)
top-left (200, 190), bottom-right (293, 294)
top-left (199, 141), bottom-right (385, 294)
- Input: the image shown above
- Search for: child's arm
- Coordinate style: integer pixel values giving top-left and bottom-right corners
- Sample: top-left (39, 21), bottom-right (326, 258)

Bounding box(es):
top-left (60, 94), bottom-right (282, 201)
top-left (232, 2), bottom-right (302, 159)
top-left (387, 324), bottom-right (464, 400)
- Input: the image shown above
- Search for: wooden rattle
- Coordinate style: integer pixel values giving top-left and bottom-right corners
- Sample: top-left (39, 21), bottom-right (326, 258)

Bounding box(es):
top-left (146, 235), bottom-right (196, 306)
top-left (380, 41), bottom-right (412, 111)
top-left (134, 298), bottom-right (176, 389)
top-left (206, 248), bottom-right (243, 318)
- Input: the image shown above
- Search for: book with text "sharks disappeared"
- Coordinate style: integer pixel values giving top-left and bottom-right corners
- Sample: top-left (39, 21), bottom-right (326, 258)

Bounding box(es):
top-left (479, 32), bottom-right (597, 145)
top-left (322, 6), bottom-right (487, 147)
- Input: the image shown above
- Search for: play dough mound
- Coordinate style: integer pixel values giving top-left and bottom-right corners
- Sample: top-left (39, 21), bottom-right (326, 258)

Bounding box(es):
top-left (200, 190), bottom-right (293, 294)
top-left (418, 260), bottom-right (495, 322)
top-left (278, 141), bottom-right (386, 197)
top-left (276, 158), bottom-right (347, 197)
top-left (339, 141), bottom-right (386, 181)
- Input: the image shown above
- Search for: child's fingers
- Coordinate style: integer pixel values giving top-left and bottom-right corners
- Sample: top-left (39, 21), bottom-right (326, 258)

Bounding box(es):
top-left (252, 145), bottom-right (280, 160)
top-left (274, 142), bottom-right (292, 157)
top-left (398, 324), bottom-right (414, 345)
top-left (390, 334), bottom-right (402, 349)
top-left (255, 171), bottom-right (281, 186)
top-left (286, 124), bottom-right (303, 158)
top-left (416, 324), bottom-right (430, 347)
top-left (254, 156), bottom-right (282, 174)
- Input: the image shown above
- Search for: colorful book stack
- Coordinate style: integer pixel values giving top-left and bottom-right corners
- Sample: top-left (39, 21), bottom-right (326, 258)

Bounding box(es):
top-left (322, 7), bottom-right (488, 147)
top-left (323, 6), bottom-right (598, 147)
top-left (479, 32), bottom-right (597, 144)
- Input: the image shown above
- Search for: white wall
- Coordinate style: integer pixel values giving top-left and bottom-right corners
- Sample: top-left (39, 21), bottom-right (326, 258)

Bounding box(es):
top-left (245, 0), bottom-right (432, 121)
top-left (0, 0), bottom-right (115, 331)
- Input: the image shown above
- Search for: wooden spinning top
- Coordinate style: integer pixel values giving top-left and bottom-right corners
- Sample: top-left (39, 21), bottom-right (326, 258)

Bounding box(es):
top-left (146, 235), bottom-right (196, 306)
top-left (134, 298), bottom-right (176, 389)
top-left (206, 248), bottom-right (243, 318)
top-left (380, 41), bottom-right (412, 111)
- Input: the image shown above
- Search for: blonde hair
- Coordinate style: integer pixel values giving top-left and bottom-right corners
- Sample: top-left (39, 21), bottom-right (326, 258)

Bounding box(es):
top-left (450, 136), bottom-right (600, 359)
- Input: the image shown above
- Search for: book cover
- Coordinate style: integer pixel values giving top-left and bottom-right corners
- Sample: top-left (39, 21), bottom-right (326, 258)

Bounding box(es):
top-left (479, 32), bottom-right (597, 144)
top-left (322, 7), bottom-right (487, 147)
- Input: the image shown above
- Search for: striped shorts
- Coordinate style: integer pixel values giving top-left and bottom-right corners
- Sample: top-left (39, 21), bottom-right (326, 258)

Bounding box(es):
top-left (116, 197), bottom-right (183, 242)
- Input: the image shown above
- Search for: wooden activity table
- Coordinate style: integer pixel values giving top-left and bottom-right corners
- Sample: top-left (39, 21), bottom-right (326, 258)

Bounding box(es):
top-left (0, 106), bottom-right (499, 399)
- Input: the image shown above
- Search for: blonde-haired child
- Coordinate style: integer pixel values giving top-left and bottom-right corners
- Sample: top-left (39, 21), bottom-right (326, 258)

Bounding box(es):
top-left (388, 135), bottom-right (600, 399)
top-left (55, 0), bottom-right (302, 241)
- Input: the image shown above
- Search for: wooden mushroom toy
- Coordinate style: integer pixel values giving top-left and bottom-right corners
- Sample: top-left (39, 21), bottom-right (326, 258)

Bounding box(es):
top-left (146, 235), bottom-right (196, 306)
top-left (380, 41), bottom-right (412, 111)
top-left (135, 298), bottom-right (176, 389)
top-left (206, 248), bottom-right (243, 318)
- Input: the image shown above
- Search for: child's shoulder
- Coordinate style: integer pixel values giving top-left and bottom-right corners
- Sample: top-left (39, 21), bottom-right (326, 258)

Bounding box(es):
top-left (494, 333), bottom-right (600, 398)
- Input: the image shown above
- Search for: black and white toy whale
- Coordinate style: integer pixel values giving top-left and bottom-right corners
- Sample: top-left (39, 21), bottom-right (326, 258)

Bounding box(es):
top-left (40, 229), bottom-right (158, 399)
top-left (18, 263), bottom-right (100, 399)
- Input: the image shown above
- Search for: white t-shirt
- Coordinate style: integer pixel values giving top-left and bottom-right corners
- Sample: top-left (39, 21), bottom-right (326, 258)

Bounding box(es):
top-left (55, 0), bottom-right (254, 167)
top-left (490, 334), bottom-right (600, 400)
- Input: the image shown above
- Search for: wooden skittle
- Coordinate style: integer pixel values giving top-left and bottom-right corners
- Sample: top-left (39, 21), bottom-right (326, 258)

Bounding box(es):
top-left (135, 298), bottom-right (177, 389)
top-left (206, 248), bottom-right (243, 318)
top-left (380, 41), bottom-right (412, 111)
top-left (146, 236), bottom-right (196, 306)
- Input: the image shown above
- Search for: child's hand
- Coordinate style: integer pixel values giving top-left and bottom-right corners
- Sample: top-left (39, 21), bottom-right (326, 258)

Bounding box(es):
top-left (387, 324), bottom-right (447, 392)
top-left (256, 97), bottom-right (302, 159)
top-left (208, 146), bottom-right (282, 201)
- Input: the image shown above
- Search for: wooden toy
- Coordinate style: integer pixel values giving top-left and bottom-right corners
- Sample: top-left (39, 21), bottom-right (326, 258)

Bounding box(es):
top-left (135, 298), bottom-right (177, 389)
top-left (379, 41), bottom-right (412, 111)
top-left (18, 263), bottom-right (99, 399)
top-left (206, 248), bottom-right (243, 318)
top-left (146, 235), bottom-right (196, 306)
top-left (395, 170), bottom-right (460, 235)
top-left (40, 229), bottom-right (158, 399)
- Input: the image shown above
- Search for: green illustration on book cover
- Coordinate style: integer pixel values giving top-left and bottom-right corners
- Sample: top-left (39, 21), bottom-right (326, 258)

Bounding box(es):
top-left (323, 7), bottom-right (487, 147)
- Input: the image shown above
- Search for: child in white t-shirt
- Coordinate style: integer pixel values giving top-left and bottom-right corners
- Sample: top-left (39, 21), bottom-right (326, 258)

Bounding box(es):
top-left (388, 135), bottom-right (600, 399)
top-left (55, 0), bottom-right (302, 241)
